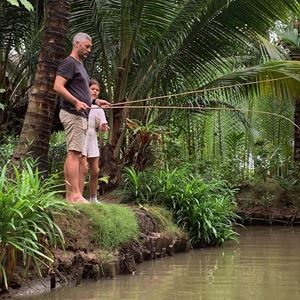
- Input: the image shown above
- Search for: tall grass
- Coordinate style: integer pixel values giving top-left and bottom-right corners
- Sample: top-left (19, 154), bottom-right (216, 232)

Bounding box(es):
top-left (48, 131), bottom-right (66, 178)
top-left (0, 135), bottom-right (18, 169)
top-left (77, 203), bottom-right (139, 251)
top-left (0, 160), bottom-right (68, 290)
top-left (123, 167), bottom-right (239, 247)
top-left (139, 204), bottom-right (184, 236)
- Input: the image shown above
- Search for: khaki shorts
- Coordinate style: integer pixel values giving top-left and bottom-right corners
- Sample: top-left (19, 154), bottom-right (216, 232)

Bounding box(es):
top-left (59, 109), bottom-right (87, 153)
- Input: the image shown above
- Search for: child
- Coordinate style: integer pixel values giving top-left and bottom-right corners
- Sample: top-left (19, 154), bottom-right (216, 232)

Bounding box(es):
top-left (81, 79), bottom-right (109, 202)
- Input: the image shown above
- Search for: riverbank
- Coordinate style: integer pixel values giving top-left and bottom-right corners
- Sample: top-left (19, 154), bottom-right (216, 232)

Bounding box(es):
top-left (3, 181), bottom-right (300, 299)
top-left (17, 226), bottom-right (300, 300)
top-left (237, 181), bottom-right (300, 225)
top-left (2, 204), bottom-right (189, 299)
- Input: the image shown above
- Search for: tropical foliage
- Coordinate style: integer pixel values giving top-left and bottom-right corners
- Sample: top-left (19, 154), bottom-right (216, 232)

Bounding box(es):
top-left (2, 0), bottom-right (300, 288)
top-left (123, 166), bottom-right (238, 246)
top-left (66, 0), bottom-right (300, 186)
top-left (0, 160), bottom-right (68, 290)
top-left (0, 0), bottom-right (43, 135)
top-left (2, 0), bottom-right (300, 178)
top-left (5, 0), bottom-right (33, 11)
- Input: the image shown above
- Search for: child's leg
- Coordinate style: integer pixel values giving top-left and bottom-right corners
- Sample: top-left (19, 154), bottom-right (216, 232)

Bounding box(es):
top-left (88, 157), bottom-right (100, 199)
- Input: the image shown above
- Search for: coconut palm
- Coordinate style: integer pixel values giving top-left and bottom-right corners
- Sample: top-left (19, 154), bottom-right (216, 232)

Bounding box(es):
top-left (0, 1), bottom-right (37, 133)
top-left (12, 0), bottom-right (70, 173)
top-left (9, 0), bottom-right (300, 177)
top-left (68, 0), bottom-right (300, 183)
top-left (276, 24), bottom-right (300, 162)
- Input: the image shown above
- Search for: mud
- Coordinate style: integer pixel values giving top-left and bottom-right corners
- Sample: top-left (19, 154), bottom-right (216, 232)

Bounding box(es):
top-left (3, 207), bottom-right (189, 299)
top-left (237, 183), bottom-right (300, 225)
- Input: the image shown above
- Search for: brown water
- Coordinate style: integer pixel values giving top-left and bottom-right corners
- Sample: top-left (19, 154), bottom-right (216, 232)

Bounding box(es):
top-left (24, 226), bottom-right (300, 300)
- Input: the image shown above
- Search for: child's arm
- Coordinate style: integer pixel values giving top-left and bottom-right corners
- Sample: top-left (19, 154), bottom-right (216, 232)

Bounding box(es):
top-left (98, 109), bottom-right (109, 132)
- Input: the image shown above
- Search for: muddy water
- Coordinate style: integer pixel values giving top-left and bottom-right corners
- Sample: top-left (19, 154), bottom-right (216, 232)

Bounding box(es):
top-left (25, 226), bottom-right (300, 300)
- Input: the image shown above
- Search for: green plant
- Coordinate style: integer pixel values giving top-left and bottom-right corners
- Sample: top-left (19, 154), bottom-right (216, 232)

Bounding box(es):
top-left (0, 160), bottom-right (68, 290)
top-left (124, 119), bottom-right (165, 171)
top-left (122, 167), bottom-right (152, 202)
top-left (258, 192), bottom-right (273, 208)
top-left (77, 203), bottom-right (139, 251)
top-left (0, 135), bottom-right (18, 170)
top-left (48, 132), bottom-right (67, 177)
top-left (123, 167), bottom-right (239, 246)
top-left (139, 204), bottom-right (184, 237)
top-left (6, 0), bottom-right (33, 11)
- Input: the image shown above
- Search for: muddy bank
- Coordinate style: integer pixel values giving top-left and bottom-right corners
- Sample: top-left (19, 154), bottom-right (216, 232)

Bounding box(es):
top-left (4, 207), bottom-right (189, 299)
top-left (5, 182), bottom-right (300, 298)
top-left (237, 182), bottom-right (300, 225)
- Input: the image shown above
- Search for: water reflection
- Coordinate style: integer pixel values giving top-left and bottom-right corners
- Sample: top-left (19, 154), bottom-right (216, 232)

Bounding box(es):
top-left (24, 227), bottom-right (300, 300)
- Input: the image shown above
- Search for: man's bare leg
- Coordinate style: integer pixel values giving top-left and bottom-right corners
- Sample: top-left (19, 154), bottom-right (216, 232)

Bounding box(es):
top-left (64, 150), bottom-right (88, 203)
top-left (79, 156), bottom-right (88, 195)
top-left (64, 160), bottom-right (71, 199)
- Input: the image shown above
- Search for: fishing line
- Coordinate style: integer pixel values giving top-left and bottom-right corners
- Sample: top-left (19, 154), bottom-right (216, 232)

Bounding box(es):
top-left (109, 76), bottom-right (291, 106)
top-left (103, 105), bottom-right (300, 130)
top-left (87, 76), bottom-right (298, 128)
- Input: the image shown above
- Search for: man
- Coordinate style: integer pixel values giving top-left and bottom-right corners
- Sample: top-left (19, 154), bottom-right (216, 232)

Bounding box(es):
top-left (54, 32), bottom-right (109, 203)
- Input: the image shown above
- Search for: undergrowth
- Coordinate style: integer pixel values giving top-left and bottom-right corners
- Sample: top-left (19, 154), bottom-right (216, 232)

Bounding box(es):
top-left (77, 203), bottom-right (139, 251)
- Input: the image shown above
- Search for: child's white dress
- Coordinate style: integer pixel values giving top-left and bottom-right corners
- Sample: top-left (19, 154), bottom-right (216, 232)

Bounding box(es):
top-left (82, 105), bottom-right (107, 158)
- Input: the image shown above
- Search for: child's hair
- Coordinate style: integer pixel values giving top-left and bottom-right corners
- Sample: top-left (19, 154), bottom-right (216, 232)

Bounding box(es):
top-left (89, 78), bottom-right (100, 87)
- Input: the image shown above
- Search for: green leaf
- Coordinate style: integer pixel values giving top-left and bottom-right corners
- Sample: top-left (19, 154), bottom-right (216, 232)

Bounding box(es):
top-left (99, 176), bottom-right (110, 184)
top-left (0, 264), bottom-right (8, 289)
top-left (19, 0), bottom-right (34, 11)
top-left (6, 0), bottom-right (19, 7)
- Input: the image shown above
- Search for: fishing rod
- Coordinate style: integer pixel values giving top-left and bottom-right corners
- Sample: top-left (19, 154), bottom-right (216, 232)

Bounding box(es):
top-left (87, 76), bottom-right (298, 128)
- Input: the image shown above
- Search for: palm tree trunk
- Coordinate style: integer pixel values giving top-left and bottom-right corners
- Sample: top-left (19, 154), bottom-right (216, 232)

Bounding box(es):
top-left (294, 100), bottom-right (300, 162)
top-left (12, 0), bottom-right (70, 173)
top-left (289, 22), bottom-right (300, 163)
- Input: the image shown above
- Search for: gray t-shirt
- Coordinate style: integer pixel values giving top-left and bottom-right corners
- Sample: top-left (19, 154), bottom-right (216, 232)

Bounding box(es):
top-left (57, 56), bottom-right (91, 118)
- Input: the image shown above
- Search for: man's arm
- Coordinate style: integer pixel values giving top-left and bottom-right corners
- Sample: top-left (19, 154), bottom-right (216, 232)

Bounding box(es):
top-left (54, 75), bottom-right (89, 111)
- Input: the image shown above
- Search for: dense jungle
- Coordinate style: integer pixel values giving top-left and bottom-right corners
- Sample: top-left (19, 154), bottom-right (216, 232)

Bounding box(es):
top-left (2, 0), bottom-right (300, 297)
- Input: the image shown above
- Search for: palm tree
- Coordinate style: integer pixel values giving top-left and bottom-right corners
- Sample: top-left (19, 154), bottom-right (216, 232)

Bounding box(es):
top-left (0, 1), bottom-right (37, 134)
top-left (277, 24), bottom-right (300, 162)
top-left (12, 0), bottom-right (70, 173)
top-left (69, 0), bottom-right (300, 185)
top-left (9, 0), bottom-right (300, 180)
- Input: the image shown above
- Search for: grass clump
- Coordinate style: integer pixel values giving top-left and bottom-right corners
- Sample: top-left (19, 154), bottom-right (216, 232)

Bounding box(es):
top-left (96, 250), bottom-right (116, 264)
top-left (0, 160), bottom-right (68, 290)
top-left (77, 203), bottom-right (139, 251)
top-left (139, 205), bottom-right (184, 237)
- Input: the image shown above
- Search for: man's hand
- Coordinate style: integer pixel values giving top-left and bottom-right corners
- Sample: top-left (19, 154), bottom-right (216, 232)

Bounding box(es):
top-left (95, 99), bottom-right (111, 108)
top-left (75, 100), bottom-right (90, 112)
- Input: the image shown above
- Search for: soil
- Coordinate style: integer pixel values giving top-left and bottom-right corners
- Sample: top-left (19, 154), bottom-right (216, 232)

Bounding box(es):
top-left (2, 205), bottom-right (189, 299)
top-left (236, 182), bottom-right (300, 225)
top-left (3, 185), bottom-right (300, 298)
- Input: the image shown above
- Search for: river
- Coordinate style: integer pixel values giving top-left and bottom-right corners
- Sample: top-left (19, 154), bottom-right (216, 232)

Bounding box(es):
top-left (23, 226), bottom-right (300, 300)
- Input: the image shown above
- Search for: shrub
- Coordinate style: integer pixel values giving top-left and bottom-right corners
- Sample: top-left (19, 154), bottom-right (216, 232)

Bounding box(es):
top-left (48, 131), bottom-right (66, 177)
top-left (0, 160), bottom-right (68, 290)
top-left (0, 135), bottom-right (18, 170)
top-left (123, 166), bottom-right (239, 247)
